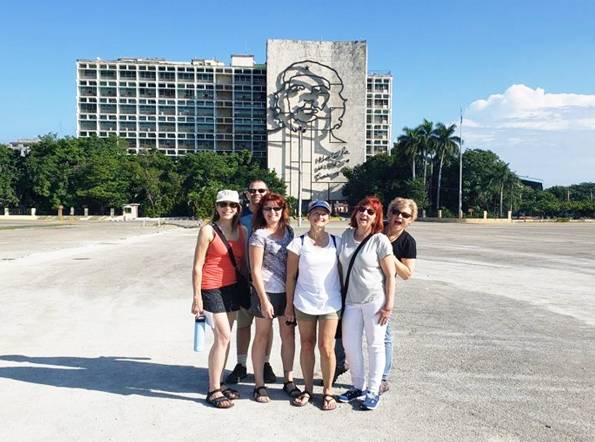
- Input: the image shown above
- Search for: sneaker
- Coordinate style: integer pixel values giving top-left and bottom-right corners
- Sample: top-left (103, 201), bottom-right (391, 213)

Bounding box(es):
top-left (361, 391), bottom-right (380, 410)
top-left (337, 388), bottom-right (365, 403)
top-left (224, 363), bottom-right (247, 385)
top-left (379, 379), bottom-right (390, 395)
top-left (263, 362), bottom-right (277, 384)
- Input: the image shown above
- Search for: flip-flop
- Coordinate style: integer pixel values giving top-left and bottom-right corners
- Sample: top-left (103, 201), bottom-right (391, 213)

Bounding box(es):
top-left (321, 394), bottom-right (337, 411)
top-left (283, 381), bottom-right (302, 398)
top-left (291, 390), bottom-right (313, 407)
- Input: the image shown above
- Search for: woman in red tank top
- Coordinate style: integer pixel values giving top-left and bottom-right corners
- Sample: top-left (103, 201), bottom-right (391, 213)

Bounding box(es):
top-left (191, 189), bottom-right (247, 409)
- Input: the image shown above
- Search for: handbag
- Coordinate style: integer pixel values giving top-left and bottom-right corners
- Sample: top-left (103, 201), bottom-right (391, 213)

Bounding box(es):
top-left (211, 223), bottom-right (252, 308)
top-left (335, 231), bottom-right (374, 338)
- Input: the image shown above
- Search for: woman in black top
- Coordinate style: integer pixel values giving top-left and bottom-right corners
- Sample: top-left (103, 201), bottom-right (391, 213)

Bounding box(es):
top-left (382, 197), bottom-right (418, 394)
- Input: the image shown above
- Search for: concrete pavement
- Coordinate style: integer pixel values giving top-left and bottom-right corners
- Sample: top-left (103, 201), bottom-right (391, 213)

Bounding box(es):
top-left (1, 221), bottom-right (593, 441)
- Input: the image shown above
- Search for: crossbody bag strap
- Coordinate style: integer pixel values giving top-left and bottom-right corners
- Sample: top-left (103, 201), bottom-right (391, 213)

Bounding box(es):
top-left (343, 232), bottom-right (374, 296)
top-left (211, 222), bottom-right (241, 274)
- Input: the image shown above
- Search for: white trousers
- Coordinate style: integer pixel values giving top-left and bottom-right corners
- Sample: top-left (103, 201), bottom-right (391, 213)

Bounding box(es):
top-left (342, 296), bottom-right (387, 395)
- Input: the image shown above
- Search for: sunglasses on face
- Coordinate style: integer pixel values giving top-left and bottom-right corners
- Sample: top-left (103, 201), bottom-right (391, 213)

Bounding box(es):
top-left (357, 207), bottom-right (376, 216)
top-left (248, 188), bottom-right (267, 194)
top-left (390, 208), bottom-right (412, 219)
top-left (217, 202), bottom-right (239, 209)
top-left (263, 206), bottom-right (283, 212)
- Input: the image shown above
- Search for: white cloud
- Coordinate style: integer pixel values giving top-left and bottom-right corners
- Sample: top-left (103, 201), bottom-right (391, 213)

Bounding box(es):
top-left (462, 84), bottom-right (595, 187)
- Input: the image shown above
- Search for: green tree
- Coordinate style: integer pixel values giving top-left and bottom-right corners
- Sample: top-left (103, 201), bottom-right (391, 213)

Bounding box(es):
top-left (0, 144), bottom-right (21, 208)
top-left (396, 127), bottom-right (421, 179)
top-left (342, 153), bottom-right (408, 206)
top-left (126, 149), bottom-right (182, 217)
top-left (431, 123), bottom-right (461, 212)
top-left (74, 136), bottom-right (130, 213)
top-left (178, 150), bottom-right (285, 217)
top-left (21, 134), bottom-right (83, 212)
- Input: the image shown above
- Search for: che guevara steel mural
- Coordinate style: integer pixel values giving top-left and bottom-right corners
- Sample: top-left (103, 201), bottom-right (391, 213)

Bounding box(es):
top-left (269, 60), bottom-right (350, 181)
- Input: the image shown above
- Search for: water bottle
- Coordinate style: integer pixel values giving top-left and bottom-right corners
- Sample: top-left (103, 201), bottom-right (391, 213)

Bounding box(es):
top-left (194, 316), bottom-right (206, 352)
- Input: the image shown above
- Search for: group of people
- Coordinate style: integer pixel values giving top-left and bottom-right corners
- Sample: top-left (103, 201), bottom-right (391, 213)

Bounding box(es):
top-left (191, 179), bottom-right (418, 411)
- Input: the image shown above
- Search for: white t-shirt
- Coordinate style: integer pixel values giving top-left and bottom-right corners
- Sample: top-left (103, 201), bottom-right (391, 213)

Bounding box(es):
top-left (338, 228), bottom-right (393, 305)
top-left (286, 233), bottom-right (342, 315)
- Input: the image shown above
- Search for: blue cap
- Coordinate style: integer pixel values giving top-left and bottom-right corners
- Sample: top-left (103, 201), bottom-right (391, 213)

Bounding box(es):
top-left (307, 200), bottom-right (331, 214)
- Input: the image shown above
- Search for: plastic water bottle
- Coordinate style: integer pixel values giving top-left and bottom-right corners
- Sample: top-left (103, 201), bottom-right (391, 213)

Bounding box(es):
top-left (194, 316), bottom-right (206, 352)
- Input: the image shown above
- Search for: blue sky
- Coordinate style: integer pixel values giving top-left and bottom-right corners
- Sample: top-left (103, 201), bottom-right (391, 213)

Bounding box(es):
top-left (1, 0), bottom-right (594, 187)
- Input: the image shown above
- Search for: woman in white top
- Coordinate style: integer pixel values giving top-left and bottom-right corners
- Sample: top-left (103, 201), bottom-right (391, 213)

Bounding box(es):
top-left (336, 196), bottom-right (396, 411)
top-left (285, 200), bottom-right (342, 410)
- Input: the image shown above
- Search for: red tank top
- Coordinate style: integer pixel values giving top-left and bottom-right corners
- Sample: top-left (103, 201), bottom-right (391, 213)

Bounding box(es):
top-left (201, 227), bottom-right (245, 290)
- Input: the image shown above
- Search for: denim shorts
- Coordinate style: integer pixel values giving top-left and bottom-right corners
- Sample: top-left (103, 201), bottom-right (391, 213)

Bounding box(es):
top-left (249, 290), bottom-right (287, 319)
top-left (201, 283), bottom-right (242, 313)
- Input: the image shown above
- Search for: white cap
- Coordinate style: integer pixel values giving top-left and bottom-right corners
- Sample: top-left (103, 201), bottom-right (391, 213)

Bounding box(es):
top-left (216, 190), bottom-right (240, 204)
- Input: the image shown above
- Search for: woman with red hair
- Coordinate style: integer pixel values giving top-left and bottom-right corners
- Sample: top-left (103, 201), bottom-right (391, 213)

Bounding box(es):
top-left (336, 196), bottom-right (395, 410)
top-left (249, 192), bottom-right (300, 403)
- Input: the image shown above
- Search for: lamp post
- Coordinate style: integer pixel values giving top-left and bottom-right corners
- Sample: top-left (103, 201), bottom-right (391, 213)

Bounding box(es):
top-left (458, 108), bottom-right (463, 219)
top-left (297, 129), bottom-right (304, 227)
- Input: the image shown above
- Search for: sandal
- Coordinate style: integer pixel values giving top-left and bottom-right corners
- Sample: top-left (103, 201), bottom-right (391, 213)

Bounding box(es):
top-left (206, 389), bottom-right (234, 409)
top-left (221, 386), bottom-right (240, 400)
top-left (282, 380), bottom-right (301, 398)
top-left (253, 386), bottom-right (270, 403)
top-left (321, 394), bottom-right (337, 411)
top-left (291, 390), bottom-right (313, 407)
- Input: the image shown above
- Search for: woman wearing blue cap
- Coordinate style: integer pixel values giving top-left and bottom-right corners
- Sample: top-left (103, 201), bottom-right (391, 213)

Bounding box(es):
top-left (285, 200), bottom-right (342, 410)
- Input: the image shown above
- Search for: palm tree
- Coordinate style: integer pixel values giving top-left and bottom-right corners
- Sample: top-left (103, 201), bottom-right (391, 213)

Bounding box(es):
top-left (416, 119), bottom-right (435, 191)
top-left (432, 123), bottom-right (461, 212)
top-left (397, 127), bottom-right (420, 179)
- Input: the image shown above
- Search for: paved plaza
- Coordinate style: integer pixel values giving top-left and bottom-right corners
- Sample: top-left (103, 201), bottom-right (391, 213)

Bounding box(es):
top-left (1, 220), bottom-right (594, 441)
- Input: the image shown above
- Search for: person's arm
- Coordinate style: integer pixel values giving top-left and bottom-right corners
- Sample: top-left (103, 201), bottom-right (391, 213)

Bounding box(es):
top-left (378, 254), bottom-right (396, 325)
top-left (395, 257), bottom-right (416, 280)
top-left (191, 225), bottom-right (214, 316)
top-left (285, 250), bottom-right (299, 322)
top-left (250, 242), bottom-right (274, 319)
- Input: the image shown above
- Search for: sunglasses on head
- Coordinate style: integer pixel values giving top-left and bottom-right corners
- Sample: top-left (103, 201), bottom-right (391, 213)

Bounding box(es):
top-left (263, 206), bottom-right (283, 212)
top-left (357, 207), bottom-right (376, 216)
top-left (390, 208), bottom-right (412, 219)
top-left (217, 202), bottom-right (239, 209)
top-left (248, 188), bottom-right (267, 194)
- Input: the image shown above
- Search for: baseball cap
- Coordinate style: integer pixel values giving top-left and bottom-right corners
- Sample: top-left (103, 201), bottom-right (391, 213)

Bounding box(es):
top-left (307, 200), bottom-right (331, 214)
top-left (215, 190), bottom-right (240, 204)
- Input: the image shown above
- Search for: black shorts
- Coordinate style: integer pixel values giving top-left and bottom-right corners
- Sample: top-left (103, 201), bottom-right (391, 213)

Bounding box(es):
top-left (249, 290), bottom-right (287, 319)
top-left (202, 283), bottom-right (242, 314)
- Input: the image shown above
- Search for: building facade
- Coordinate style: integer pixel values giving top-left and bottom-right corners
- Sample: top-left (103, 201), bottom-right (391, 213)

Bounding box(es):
top-left (77, 55), bottom-right (267, 157)
top-left (76, 39), bottom-right (393, 200)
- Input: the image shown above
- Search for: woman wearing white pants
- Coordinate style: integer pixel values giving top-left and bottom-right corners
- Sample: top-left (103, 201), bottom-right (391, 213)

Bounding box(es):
top-left (337, 196), bottom-right (395, 410)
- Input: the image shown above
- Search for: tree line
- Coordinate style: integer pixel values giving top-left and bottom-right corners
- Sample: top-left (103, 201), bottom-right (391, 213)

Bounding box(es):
top-left (0, 135), bottom-right (284, 217)
top-left (1, 131), bottom-right (593, 219)
top-left (341, 119), bottom-right (594, 219)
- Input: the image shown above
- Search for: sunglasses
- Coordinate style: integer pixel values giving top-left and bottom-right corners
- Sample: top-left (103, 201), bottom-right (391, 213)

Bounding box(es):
top-left (390, 208), bottom-right (412, 219)
top-left (217, 202), bottom-right (240, 209)
top-left (357, 207), bottom-right (376, 216)
top-left (248, 188), bottom-right (267, 194)
top-left (263, 206), bottom-right (283, 212)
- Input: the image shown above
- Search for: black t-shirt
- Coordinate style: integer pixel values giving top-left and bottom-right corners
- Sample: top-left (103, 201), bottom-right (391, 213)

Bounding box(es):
top-left (391, 230), bottom-right (417, 261)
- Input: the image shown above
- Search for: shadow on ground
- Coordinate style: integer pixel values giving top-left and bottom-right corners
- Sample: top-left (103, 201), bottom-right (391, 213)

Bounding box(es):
top-left (0, 354), bottom-right (206, 402)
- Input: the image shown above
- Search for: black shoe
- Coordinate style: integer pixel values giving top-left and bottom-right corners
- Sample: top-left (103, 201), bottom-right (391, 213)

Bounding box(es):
top-left (332, 365), bottom-right (348, 385)
top-left (224, 363), bottom-right (247, 385)
top-left (263, 362), bottom-right (277, 383)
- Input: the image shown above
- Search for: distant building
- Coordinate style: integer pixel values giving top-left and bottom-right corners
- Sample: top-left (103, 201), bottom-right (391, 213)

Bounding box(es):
top-left (7, 138), bottom-right (39, 156)
top-left (76, 39), bottom-right (393, 200)
top-left (519, 176), bottom-right (544, 191)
